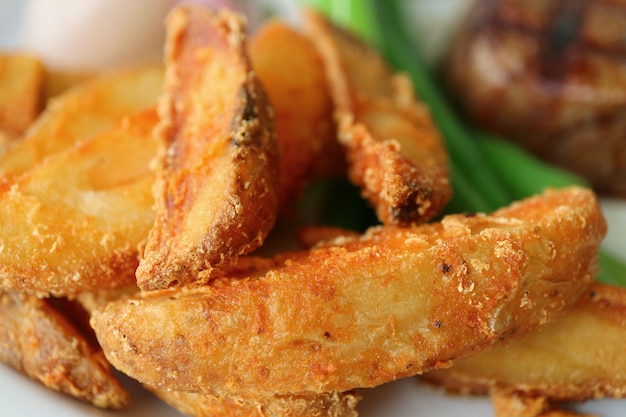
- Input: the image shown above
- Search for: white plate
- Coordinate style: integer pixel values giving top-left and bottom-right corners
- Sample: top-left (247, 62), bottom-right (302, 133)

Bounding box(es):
top-left (0, 1), bottom-right (625, 416)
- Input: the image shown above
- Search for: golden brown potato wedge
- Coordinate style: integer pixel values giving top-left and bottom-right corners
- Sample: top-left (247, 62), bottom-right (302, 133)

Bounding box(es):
top-left (422, 282), bottom-right (626, 401)
top-left (93, 187), bottom-right (604, 397)
top-left (0, 52), bottom-right (44, 140)
top-left (0, 108), bottom-right (157, 297)
top-left (248, 19), bottom-right (340, 208)
top-left (42, 69), bottom-right (93, 102)
top-left (0, 64), bottom-right (162, 178)
top-left (135, 5), bottom-right (279, 291)
top-left (150, 387), bottom-right (359, 417)
top-left (0, 290), bottom-right (129, 409)
top-left (490, 387), bottom-right (596, 417)
top-left (305, 10), bottom-right (451, 226)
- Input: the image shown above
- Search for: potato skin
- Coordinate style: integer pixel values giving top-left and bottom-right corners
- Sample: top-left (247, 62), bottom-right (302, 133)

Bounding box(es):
top-left (136, 6), bottom-right (279, 291)
top-left (93, 187), bottom-right (604, 397)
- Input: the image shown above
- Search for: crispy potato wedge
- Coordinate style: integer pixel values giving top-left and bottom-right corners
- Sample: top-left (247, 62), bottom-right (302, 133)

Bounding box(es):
top-left (42, 69), bottom-right (93, 102)
top-left (490, 387), bottom-right (596, 417)
top-left (248, 19), bottom-right (340, 208)
top-left (305, 10), bottom-right (451, 226)
top-left (150, 388), bottom-right (359, 417)
top-left (93, 187), bottom-right (604, 397)
top-left (0, 108), bottom-right (157, 297)
top-left (422, 282), bottom-right (626, 401)
top-left (0, 290), bottom-right (129, 409)
top-left (0, 52), bottom-right (44, 140)
top-left (135, 6), bottom-right (279, 291)
top-left (0, 64), bottom-right (162, 178)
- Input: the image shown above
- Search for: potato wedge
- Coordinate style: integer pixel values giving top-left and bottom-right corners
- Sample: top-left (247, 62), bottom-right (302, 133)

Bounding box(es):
top-left (42, 69), bottom-right (93, 102)
top-left (0, 290), bottom-right (130, 409)
top-left (490, 387), bottom-right (597, 417)
top-left (93, 187), bottom-right (603, 397)
top-left (0, 108), bottom-right (157, 296)
top-left (422, 282), bottom-right (626, 401)
top-left (0, 52), bottom-right (44, 141)
top-left (0, 64), bottom-right (162, 178)
top-left (135, 5), bottom-right (279, 291)
top-left (248, 19), bottom-right (340, 208)
top-left (150, 387), bottom-right (359, 417)
top-left (305, 10), bottom-right (451, 226)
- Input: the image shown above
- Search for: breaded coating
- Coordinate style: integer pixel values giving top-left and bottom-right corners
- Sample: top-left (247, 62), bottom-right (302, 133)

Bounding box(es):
top-left (0, 109), bottom-right (157, 297)
top-left (304, 10), bottom-right (451, 226)
top-left (248, 19), bottom-right (340, 210)
top-left (423, 282), bottom-right (626, 401)
top-left (150, 387), bottom-right (359, 417)
top-left (136, 6), bottom-right (279, 291)
top-left (0, 290), bottom-right (130, 409)
top-left (0, 64), bottom-right (162, 179)
top-left (92, 187), bottom-right (604, 397)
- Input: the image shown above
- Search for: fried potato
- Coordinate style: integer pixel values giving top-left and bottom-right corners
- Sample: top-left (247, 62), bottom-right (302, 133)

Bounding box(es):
top-left (92, 187), bottom-right (604, 397)
top-left (0, 64), bottom-right (162, 178)
top-left (490, 387), bottom-right (597, 417)
top-left (0, 52), bottom-right (44, 141)
top-left (42, 69), bottom-right (93, 101)
top-left (150, 388), bottom-right (359, 417)
top-left (422, 282), bottom-right (626, 401)
top-left (304, 10), bottom-right (451, 226)
top-left (0, 108), bottom-right (157, 297)
top-left (248, 19), bottom-right (340, 208)
top-left (135, 5), bottom-right (279, 291)
top-left (0, 290), bottom-right (130, 409)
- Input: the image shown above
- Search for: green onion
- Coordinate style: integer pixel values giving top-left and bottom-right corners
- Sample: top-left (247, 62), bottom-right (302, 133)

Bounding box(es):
top-left (475, 130), bottom-right (589, 201)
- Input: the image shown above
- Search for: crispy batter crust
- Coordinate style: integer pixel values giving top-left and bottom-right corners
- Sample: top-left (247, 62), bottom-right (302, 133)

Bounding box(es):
top-left (0, 109), bottom-right (157, 297)
top-left (0, 291), bottom-right (130, 409)
top-left (150, 387), bottom-right (360, 417)
top-left (136, 6), bottom-right (279, 291)
top-left (423, 282), bottom-right (626, 401)
top-left (93, 187), bottom-right (604, 397)
top-left (305, 10), bottom-right (451, 226)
